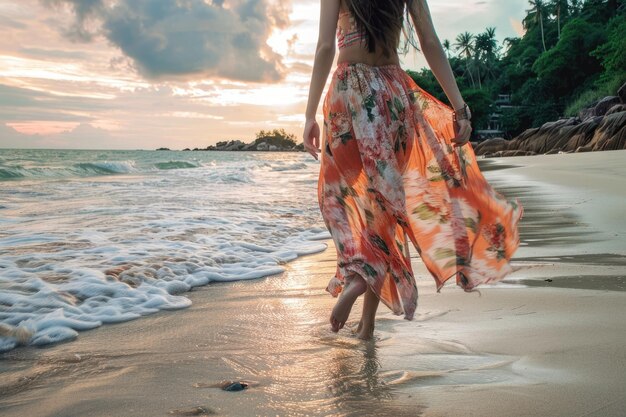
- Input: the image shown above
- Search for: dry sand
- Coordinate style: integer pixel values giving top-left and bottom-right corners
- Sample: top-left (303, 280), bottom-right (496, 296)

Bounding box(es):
top-left (1, 150), bottom-right (625, 417)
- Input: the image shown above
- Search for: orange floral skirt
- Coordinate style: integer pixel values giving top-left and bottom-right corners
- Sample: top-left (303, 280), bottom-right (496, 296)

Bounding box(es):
top-left (318, 62), bottom-right (523, 320)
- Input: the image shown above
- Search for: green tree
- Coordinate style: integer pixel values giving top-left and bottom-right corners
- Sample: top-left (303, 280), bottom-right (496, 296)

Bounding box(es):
top-left (254, 128), bottom-right (297, 148)
top-left (591, 11), bottom-right (626, 87)
top-left (474, 27), bottom-right (499, 86)
top-left (525, 0), bottom-right (548, 52)
top-left (406, 69), bottom-right (448, 102)
top-left (454, 32), bottom-right (476, 88)
top-left (408, 0), bottom-right (621, 139)
top-left (459, 88), bottom-right (493, 131)
top-left (533, 17), bottom-right (606, 101)
top-left (548, 0), bottom-right (569, 39)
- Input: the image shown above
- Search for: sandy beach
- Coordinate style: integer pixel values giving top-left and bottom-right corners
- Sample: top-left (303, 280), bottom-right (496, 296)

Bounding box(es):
top-left (1, 150), bottom-right (625, 417)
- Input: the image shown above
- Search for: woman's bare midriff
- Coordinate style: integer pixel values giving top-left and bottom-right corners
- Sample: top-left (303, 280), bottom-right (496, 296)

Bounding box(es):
top-left (337, 46), bottom-right (401, 67)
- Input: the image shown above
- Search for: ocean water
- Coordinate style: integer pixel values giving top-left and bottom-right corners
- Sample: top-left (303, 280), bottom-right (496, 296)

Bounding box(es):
top-left (0, 149), bottom-right (329, 352)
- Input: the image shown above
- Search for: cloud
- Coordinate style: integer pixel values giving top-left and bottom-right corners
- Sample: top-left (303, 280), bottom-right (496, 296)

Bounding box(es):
top-left (0, 123), bottom-right (24, 145)
top-left (0, 122), bottom-right (131, 149)
top-left (0, 15), bottom-right (28, 29)
top-left (41, 0), bottom-right (290, 82)
top-left (19, 47), bottom-right (89, 60)
top-left (42, 0), bottom-right (106, 41)
top-left (0, 83), bottom-right (112, 122)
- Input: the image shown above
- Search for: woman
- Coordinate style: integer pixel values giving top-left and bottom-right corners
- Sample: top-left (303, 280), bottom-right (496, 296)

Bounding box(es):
top-left (303, 0), bottom-right (523, 340)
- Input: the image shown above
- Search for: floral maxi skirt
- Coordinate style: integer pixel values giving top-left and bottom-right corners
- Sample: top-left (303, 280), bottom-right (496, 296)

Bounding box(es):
top-left (318, 63), bottom-right (523, 320)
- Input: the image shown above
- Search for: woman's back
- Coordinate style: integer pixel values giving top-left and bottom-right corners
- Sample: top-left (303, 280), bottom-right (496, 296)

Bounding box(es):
top-left (336, 0), bottom-right (403, 67)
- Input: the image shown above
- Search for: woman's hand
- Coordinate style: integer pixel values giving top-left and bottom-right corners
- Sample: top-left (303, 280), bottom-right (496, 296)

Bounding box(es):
top-left (451, 118), bottom-right (472, 147)
top-left (303, 119), bottom-right (321, 160)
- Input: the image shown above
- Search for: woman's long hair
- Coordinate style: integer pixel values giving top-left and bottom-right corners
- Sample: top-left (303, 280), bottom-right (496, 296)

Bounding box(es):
top-left (346, 0), bottom-right (418, 57)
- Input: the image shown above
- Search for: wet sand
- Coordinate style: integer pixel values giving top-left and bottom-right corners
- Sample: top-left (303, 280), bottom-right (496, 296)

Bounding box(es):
top-left (1, 150), bottom-right (625, 417)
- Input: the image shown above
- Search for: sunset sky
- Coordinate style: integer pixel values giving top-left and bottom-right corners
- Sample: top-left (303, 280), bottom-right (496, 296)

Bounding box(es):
top-left (0, 0), bottom-right (528, 150)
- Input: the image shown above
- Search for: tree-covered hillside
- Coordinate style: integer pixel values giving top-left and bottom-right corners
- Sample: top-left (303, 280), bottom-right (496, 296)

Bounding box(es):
top-left (408, 0), bottom-right (625, 139)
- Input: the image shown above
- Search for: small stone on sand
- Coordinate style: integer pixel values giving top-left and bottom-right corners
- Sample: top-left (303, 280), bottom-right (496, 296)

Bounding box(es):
top-left (168, 406), bottom-right (215, 416)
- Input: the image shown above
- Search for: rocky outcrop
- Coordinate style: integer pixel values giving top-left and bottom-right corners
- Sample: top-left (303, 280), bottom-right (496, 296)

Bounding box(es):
top-left (618, 82), bottom-right (626, 103)
top-left (579, 96), bottom-right (621, 121)
top-left (220, 140), bottom-right (246, 151)
top-left (476, 82), bottom-right (626, 157)
top-left (576, 111), bottom-right (626, 152)
top-left (190, 139), bottom-right (303, 152)
top-left (473, 138), bottom-right (511, 155)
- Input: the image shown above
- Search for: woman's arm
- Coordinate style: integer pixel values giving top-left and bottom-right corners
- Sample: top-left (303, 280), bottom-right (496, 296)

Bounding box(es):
top-left (408, 0), bottom-right (465, 110)
top-left (303, 0), bottom-right (340, 160)
top-left (408, 0), bottom-right (472, 145)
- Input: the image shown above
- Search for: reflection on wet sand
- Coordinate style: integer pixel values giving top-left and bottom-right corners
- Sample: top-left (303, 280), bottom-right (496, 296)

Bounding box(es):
top-left (326, 341), bottom-right (395, 411)
top-left (2, 152), bottom-right (626, 417)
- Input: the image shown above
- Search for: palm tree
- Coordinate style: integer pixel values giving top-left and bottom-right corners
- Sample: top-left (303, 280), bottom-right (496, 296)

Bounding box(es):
top-left (454, 32), bottom-right (476, 88)
top-left (475, 27), bottom-right (498, 83)
top-left (502, 36), bottom-right (519, 54)
top-left (442, 39), bottom-right (452, 59)
top-left (526, 0), bottom-right (547, 52)
top-left (473, 35), bottom-right (486, 89)
top-left (549, 0), bottom-right (569, 40)
top-left (569, 0), bottom-right (582, 16)
top-left (481, 27), bottom-right (498, 57)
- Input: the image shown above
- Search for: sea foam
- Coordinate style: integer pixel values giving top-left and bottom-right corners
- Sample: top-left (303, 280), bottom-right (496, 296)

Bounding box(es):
top-left (0, 149), bottom-right (329, 352)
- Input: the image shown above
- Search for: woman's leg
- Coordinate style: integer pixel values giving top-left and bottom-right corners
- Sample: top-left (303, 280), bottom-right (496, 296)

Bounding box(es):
top-left (330, 272), bottom-right (367, 332)
top-left (356, 286), bottom-right (379, 340)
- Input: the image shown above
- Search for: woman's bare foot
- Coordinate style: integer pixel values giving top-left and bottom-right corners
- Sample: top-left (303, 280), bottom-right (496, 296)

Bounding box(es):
top-left (356, 286), bottom-right (380, 340)
top-left (356, 323), bottom-right (375, 340)
top-left (330, 274), bottom-right (367, 332)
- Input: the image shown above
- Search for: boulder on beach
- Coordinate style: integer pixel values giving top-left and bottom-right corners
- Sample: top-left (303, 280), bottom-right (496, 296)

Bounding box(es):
top-left (576, 111), bottom-right (626, 152)
top-left (618, 81), bottom-right (626, 103)
top-left (473, 138), bottom-right (510, 155)
top-left (579, 96), bottom-right (621, 121)
top-left (474, 90), bottom-right (626, 157)
top-left (606, 104), bottom-right (626, 116)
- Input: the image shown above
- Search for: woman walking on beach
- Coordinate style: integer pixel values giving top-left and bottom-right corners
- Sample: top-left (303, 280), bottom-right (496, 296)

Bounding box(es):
top-left (303, 0), bottom-right (523, 340)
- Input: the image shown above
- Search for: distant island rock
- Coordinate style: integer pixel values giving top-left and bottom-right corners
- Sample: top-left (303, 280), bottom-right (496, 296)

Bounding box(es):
top-left (183, 128), bottom-right (305, 152)
top-left (156, 147), bottom-right (171, 151)
top-left (474, 82), bottom-right (626, 157)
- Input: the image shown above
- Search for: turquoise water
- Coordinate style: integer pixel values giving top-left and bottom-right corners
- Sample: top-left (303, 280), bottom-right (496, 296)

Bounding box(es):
top-left (0, 149), bottom-right (329, 352)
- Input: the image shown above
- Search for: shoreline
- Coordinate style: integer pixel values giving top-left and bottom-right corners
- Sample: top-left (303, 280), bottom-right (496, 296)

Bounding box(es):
top-left (1, 151), bottom-right (625, 416)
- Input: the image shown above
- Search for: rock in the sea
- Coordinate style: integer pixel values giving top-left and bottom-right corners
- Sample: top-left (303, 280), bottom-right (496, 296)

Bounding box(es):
top-left (223, 140), bottom-right (245, 151)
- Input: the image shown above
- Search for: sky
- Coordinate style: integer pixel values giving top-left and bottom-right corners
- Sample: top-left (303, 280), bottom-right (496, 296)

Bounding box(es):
top-left (0, 0), bottom-right (528, 150)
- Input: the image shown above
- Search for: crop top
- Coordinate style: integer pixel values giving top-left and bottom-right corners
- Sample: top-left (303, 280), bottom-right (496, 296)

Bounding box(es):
top-left (336, 9), bottom-right (367, 49)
